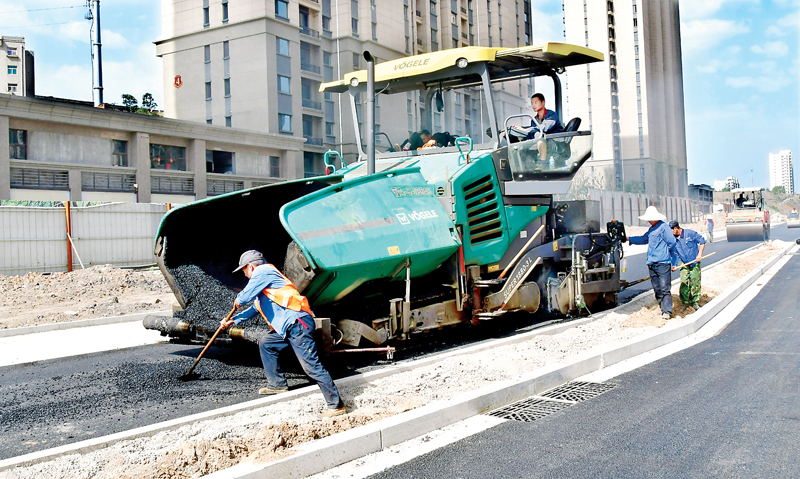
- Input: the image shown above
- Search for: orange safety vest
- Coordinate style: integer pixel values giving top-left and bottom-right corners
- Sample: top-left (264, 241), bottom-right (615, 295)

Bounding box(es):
top-left (253, 264), bottom-right (314, 330)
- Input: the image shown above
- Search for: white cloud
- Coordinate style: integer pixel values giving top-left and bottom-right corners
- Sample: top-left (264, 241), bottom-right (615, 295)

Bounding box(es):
top-left (777, 12), bottom-right (800, 28)
top-left (765, 25), bottom-right (785, 36)
top-left (725, 75), bottom-right (792, 92)
top-left (101, 31), bottom-right (131, 49)
top-left (680, 0), bottom-right (759, 21)
top-left (681, 19), bottom-right (750, 52)
top-left (751, 40), bottom-right (790, 57)
top-left (696, 46), bottom-right (740, 73)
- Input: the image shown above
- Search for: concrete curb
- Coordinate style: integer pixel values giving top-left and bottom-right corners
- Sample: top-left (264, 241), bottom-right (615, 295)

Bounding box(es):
top-left (0, 310), bottom-right (172, 338)
top-left (0, 242), bottom-right (791, 473)
top-left (205, 241), bottom-right (796, 479)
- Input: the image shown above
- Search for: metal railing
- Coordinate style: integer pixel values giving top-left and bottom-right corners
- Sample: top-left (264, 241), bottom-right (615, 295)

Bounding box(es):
top-left (301, 62), bottom-right (321, 74)
top-left (300, 26), bottom-right (320, 39)
top-left (304, 136), bottom-right (323, 146)
top-left (302, 98), bottom-right (322, 110)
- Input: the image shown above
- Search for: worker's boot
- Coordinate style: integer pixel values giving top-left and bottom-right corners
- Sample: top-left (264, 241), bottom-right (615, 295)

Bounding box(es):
top-left (661, 312), bottom-right (671, 320)
top-left (259, 386), bottom-right (289, 395)
top-left (321, 406), bottom-right (347, 418)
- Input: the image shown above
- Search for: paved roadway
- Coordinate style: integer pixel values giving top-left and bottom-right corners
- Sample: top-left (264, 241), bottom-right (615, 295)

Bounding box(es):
top-left (368, 234), bottom-right (800, 478)
top-left (0, 226), bottom-right (796, 461)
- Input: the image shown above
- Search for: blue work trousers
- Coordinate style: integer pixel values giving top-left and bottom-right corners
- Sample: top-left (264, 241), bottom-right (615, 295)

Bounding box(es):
top-left (648, 262), bottom-right (673, 315)
top-left (258, 316), bottom-right (343, 409)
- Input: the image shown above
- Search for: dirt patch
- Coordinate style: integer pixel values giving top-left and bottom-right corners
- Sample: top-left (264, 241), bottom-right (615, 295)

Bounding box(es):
top-left (0, 265), bottom-right (176, 330)
top-left (0, 241), bottom-right (790, 479)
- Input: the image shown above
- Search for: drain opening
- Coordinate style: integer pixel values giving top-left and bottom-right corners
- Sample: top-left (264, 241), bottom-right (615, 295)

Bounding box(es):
top-left (540, 381), bottom-right (617, 402)
top-left (488, 397), bottom-right (572, 422)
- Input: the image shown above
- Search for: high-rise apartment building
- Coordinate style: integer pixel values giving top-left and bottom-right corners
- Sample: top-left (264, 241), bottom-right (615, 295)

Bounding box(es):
top-left (564, 0), bottom-right (687, 196)
top-left (769, 150), bottom-right (794, 194)
top-left (1, 36), bottom-right (34, 97)
top-left (156, 0), bottom-right (534, 175)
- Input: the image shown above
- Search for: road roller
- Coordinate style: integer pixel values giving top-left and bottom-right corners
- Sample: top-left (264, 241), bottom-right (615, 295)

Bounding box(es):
top-left (726, 187), bottom-right (770, 242)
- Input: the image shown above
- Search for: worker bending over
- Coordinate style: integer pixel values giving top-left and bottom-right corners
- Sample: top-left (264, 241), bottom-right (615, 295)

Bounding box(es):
top-left (220, 250), bottom-right (346, 418)
top-left (669, 221), bottom-right (706, 311)
top-left (628, 206), bottom-right (677, 319)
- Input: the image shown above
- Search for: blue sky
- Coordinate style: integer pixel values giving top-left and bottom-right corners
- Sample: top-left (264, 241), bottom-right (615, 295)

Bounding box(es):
top-left (2, 0), bottom-right (798, 189)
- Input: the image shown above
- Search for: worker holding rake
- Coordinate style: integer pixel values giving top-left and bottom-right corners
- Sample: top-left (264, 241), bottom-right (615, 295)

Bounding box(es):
top-left (220, 250), bottom-right (347, 418)
top-left (669, 221), bottom-right (706, 311)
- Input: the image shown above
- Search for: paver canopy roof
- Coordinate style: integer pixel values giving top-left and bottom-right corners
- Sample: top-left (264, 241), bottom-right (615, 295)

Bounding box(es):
top-left (319, 42), bottom-right (604, 94)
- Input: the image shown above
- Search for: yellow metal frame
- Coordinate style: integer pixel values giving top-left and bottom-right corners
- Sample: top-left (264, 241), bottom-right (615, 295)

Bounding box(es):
top-left (320, 42), bottom-right (603, 93)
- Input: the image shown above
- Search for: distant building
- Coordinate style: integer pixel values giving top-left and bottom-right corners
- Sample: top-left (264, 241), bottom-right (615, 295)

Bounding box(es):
top-left (1, 36), bottom-right (34, 97)
top-left (1, 95), bottom-right (305, 203)
top-left (768, 150), bottom-right (794, 194)
top-left (688, 183), bottom-right (713, 215)
top-left (713, 177), bottom-right (740, 191)
top-left (564, 0), bottom-right (688, 196)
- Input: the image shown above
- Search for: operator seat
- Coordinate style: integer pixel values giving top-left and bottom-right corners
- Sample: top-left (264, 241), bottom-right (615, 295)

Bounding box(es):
top-left (564, 117), bottom-right (581, 132)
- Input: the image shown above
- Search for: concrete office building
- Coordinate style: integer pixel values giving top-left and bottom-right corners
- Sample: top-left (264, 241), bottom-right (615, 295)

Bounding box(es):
top-left (1, 95), bottom-right (304, 203)
top-left (768, 149), bottom-right (794, 195)
top-left (2, 36), bottom-right (34, 97)
top-left (156, 0), bottom-right (535, 171)
top-left (564, 0), bottom-right (688, 196)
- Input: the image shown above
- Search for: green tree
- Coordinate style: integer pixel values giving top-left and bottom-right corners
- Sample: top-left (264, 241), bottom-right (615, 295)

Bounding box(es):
top-left (772, 185), bottom-right (786, 195)
top-left (623, 180), bottom-right (642, 193)
top-left (141, 93), bottom-right (158, 111)
top-left (121, 93), bottom-right (138, 112)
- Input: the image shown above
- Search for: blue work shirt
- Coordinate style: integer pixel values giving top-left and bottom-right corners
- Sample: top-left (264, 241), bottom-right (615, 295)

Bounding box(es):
top-left (232, 263), bottom-right (309, 338)
top-left (671, 228), bottom-right (706, 266)
top-left (628, 221), bottom-right (677, 265)
top-left (525, 109), bottom-right (564, 140)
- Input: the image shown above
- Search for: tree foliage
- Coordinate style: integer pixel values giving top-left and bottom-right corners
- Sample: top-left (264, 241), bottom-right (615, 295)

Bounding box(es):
top-left (772, 185), bottom-right (786, 195)
top-left (623, 180), bottom-right (643, 193)
top-left (121, 93), bottom-right (138, 112)
top-left (120, 93), bottom-right (160, 115)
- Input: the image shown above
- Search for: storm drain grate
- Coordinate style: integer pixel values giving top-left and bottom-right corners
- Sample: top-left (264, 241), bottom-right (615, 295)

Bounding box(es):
top-left (487, 397), bottom-right (573, 422)
top-left (540, 381), bottom-right (617, 402)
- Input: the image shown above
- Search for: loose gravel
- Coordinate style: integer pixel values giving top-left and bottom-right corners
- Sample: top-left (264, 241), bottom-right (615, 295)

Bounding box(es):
top-left (0, 241), bottom-right (787, 479)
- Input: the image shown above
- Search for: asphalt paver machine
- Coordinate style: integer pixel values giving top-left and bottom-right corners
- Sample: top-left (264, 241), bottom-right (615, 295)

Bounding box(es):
top-left (146, 43), bottom-right (630, 354)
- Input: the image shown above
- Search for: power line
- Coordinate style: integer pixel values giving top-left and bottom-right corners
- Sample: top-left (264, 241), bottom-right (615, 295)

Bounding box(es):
top-left (0, 21), bottom-right (84, 29)
top-left (0, 5), bottom-right (84, 14)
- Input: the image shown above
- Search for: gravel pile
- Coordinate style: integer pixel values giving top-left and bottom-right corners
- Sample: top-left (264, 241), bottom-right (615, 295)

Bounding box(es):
top-left (0, 265), bottom-right (174, 330)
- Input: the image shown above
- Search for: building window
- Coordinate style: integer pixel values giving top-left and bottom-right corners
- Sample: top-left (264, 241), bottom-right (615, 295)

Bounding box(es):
top-left (323, 51), bottom-right (332, 66)
top-left (7, 47), bottom-right (17, 56)
top-left (224, 78), bottom-right (231, 97)
top-left (326, 121), bottom-right (335, 136)
top-left (225, 116), bottom-right (232, 127)
top-left (276, 37), bottom-right (290, 56)
top-left (81, 172), bottom-right (136, 192)
top-left (7, 65), bottom-right (17, 74)
top-left (204, 45), bottom-right (210, 63)
top-left (352, 18), bottom-right (358, 35)
top-left (372, 22), bottom-right (377, 41)
top-left (277, 75), bottom-right (291, 93)
top-left (206, 150), bottom-right (235, 173)
top-left (269, 156), bottom-right (281, 177)
top-left (352, 52), bottom-right (360, 69)
top-left (223, 41), bottom-right (230, 59)
top-left (304, 152), bottom-right (317, 177)
top-left (9, 129), bottom-right (26, 159)
top-left (150, 144), bottom-right (187, 170)
top-left (112, 140), bottom-right (128, 167)
top-left (207, 119), bottom-right (212, 124)
top-left (8, 84), bottom-right (18, 94)
top-left (222, 0), bottom-right (229, 23)
top-left (278, 113), bottom-right (292, 132)
top-left (203, 6), bottom-right (210, 26)
top-left (275, 0), bottom-right (289, 20)
top-left (205, 82), bottom-right (212, 100)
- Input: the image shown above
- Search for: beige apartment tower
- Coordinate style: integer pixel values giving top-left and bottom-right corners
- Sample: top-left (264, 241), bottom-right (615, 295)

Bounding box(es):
top-left (564, 0), bottom-right (688, 196)
top-left (156, 0), bottom-right (536, 174)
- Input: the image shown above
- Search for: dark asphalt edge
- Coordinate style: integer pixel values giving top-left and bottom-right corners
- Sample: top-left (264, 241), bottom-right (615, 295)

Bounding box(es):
top-left (0, 242), bottom-right (789, 474)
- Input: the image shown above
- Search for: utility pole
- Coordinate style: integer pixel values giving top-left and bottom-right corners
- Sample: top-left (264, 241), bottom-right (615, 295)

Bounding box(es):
top-left (95, 0), bottom-right (104, 105)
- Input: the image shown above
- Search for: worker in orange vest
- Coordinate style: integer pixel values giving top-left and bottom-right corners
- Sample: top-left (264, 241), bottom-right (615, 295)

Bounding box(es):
top-left (220, 249), bottom-right (346, 418)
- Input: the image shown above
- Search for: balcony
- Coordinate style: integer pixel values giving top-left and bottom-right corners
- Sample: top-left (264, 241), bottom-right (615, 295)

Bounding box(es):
top-left (301, 62), bottom-right (321, 74)
top-left (302, 98), bottom-right (322, 110)
top-left (304, 136), bottom-right (323, 146)
top-left (300, 26), bottom-right (320, 39)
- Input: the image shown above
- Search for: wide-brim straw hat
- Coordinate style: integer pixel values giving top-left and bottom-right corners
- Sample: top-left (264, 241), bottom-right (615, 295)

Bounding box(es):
top-left (639, 206), bottom-right (666, 222)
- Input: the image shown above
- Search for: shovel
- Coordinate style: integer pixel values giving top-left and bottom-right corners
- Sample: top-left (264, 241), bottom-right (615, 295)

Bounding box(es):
top-left (621, 252), bottom-right (716, 289)
top-left (179, 305), bottom-right (237, 381)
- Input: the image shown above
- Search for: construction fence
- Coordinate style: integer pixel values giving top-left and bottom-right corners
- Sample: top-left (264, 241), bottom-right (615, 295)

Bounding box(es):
top-left (587, 189), bottom-right (705, 228)
top-left (0, 202), bottom-right (168, 276)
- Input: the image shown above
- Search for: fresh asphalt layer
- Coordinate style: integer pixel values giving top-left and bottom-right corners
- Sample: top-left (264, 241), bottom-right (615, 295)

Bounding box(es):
top-left (0, 225), bottom-right (796, 462)
top-left (367, 247), bottom-right (800, 478)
